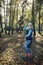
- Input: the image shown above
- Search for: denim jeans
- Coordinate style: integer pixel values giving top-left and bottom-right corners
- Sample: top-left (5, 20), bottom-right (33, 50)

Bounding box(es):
top-left (24, 40), bottom-right (32, 53)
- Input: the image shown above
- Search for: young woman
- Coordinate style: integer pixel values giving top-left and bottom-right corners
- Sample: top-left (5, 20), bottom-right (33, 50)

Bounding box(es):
top-left (23, 23), bottom-right (33, 57)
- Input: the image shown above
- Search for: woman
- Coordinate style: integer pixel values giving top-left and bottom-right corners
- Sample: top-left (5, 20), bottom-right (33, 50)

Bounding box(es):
top-left (23, 23), bottom-right (33, 57)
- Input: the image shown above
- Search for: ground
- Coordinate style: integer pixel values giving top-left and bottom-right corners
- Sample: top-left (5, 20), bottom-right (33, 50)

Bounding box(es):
top-left (0, 32), bottom-right (43, 65)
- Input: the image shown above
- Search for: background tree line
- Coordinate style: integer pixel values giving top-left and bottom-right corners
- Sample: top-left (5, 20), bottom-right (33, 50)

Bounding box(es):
top-left (0, 0), bottom-right (43, 37)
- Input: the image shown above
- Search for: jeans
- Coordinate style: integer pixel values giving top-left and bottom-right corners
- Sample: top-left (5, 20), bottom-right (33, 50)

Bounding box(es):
top-left (24, 40), bottom-right (32, 53)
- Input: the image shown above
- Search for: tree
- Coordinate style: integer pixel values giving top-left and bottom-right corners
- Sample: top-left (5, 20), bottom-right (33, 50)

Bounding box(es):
top-left (4, 0), bottom-right (7, 34)
top-left (0, 0), bottom-right (3, 34)
top-left (0, 14), bottom-right (2, 37)
top-left (22, 0), bottom-right (27, 22)
top-left (8, 0), bottom-right (18, 34)
top-left (8, 0), bottom-right (12, 35)
top-left (36, 0), bottom-right (43, 34)
top-left (17, 0), bottom-right (27, 34)
top-left (32, 0), bottom-right (36, 35)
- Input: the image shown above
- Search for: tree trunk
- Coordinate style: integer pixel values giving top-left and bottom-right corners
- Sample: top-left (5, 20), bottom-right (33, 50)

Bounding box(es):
top-left (38, 3), bottom-right (41, 34)
top-left (32, 0), bottom-right (36, 35)
top-left (4, 2), bottom-right (7, 34)
top-left (9, 0), bottom-right (12, 35)
top-left (11, 6), bottom-right (15, 34)
top-left (38, 9), bottom-right (41, 34)
top-left (0, 1), bottom-right (3, 33)
top-left (0, 14), bottom-right (2, 37)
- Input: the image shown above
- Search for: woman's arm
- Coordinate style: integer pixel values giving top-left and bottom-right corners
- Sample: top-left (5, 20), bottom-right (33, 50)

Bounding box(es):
top-left (25, 29), bottom-right (32, 38)
top-left (24, 25), bottom-right (29, 31)
top-left (23, 25), bottom-right (26, 30)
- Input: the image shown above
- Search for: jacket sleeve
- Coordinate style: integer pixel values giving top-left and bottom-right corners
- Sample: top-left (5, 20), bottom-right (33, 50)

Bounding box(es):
top-left (24, 26), bottom-right (26, 30)
top-left (25, 29), bottom-right (32, 38)
top-left (24, 26), bottom-right (29, 31)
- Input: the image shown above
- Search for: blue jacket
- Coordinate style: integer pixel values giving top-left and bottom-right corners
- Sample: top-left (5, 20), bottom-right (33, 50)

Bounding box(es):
top-left (24, 26), bottom-right (32, 40)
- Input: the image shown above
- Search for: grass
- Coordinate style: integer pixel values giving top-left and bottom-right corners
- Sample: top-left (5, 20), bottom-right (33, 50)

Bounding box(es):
top-left (0, 32), bottom-right (43, 65)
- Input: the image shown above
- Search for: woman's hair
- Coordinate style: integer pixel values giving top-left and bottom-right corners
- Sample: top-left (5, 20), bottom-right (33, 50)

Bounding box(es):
top-left (28, 23), bottom-right (33, 29)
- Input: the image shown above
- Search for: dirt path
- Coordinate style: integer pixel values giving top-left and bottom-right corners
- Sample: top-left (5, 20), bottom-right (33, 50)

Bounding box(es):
top-left (0, 32), bottom-right (43, 65)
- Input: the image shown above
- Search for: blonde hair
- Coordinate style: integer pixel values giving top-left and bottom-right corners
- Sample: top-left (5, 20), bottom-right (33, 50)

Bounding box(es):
top-left (28, 23), bottom-right (33, 29)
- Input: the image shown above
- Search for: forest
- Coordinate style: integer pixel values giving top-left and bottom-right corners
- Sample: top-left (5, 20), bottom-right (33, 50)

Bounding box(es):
top-left (0, 0), bottom-right (43, 65)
